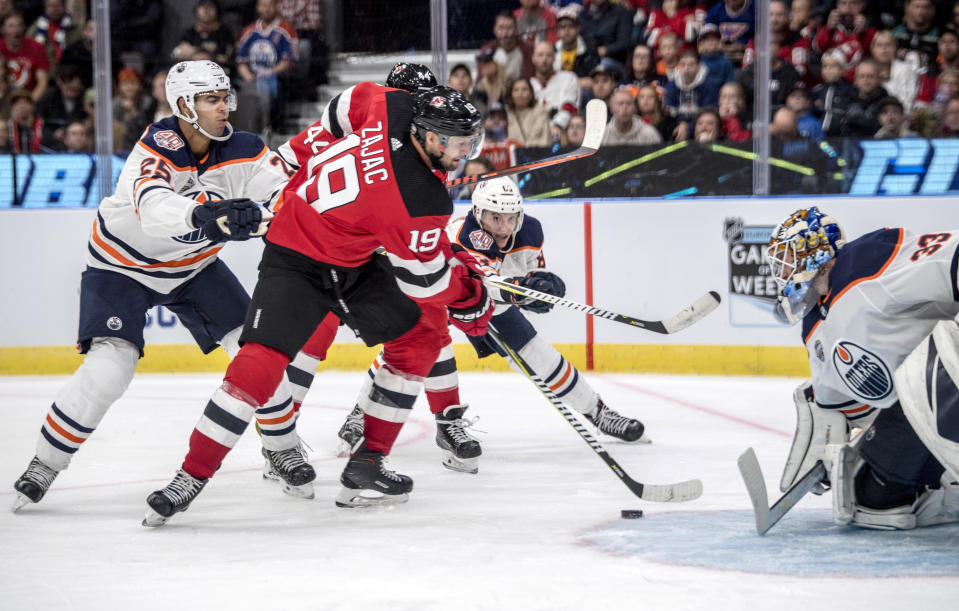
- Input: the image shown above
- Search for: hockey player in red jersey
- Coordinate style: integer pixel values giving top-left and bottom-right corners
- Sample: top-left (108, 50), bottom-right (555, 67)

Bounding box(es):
top-left (143, 82), bottom-right (493, 525)
top-left (765, 207), bottom-right (959, 530)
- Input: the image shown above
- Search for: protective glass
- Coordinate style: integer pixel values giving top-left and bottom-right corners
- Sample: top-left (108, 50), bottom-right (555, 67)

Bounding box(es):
top-left (440, 129), bottom-right (485, 160)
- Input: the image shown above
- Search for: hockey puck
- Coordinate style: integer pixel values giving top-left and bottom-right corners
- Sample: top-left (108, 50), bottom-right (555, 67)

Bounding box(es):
top-left (620, 509), bottom-right (644, 519)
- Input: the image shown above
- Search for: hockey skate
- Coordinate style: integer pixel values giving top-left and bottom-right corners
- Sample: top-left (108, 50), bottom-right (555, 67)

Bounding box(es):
top-left (585, 400), bottom-right (649, 443)
top-left (262, 446), bottom-right (316, 499)
top-left (335, 441), bottom-right (413, 508)
top-left (142, 468), bottom-right (208, 527)
top-left (11, 456), bottom-right (59, 513)
top-left (335, 404), bottom-right (365, 457)
top-left (435, 405), bottom-right (482, 474)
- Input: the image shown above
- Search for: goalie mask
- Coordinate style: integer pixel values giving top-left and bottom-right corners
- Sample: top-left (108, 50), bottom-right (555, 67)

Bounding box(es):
top-left (472, 176), bottom-right (523, 249)
top-left (765, 207), bottom-right (846, 325)
top-left (412, 86), bottom-right (484, 168)
top-left (166, 60), bottom-right (237, 142)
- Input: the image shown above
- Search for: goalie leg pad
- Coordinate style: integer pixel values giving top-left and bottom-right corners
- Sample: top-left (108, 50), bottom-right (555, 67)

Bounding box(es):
top-left (780, 380), bottom-right (848, 493)
top-left (895, 319), bottom-right (959, 483)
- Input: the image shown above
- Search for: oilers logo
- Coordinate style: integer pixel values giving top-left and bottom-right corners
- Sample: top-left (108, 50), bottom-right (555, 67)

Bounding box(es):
top-left (174, 190), bottom-right (226, 243)
top-left (832, 340), bottom-right (893, 401)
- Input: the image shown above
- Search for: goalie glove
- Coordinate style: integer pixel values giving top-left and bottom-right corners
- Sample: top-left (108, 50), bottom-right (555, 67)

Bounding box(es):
top-left (191, 198), bottom-right (268, 243)
top-left (502, 271), bottom-right (567, 314)
top-left (780, 380), bottom-right (849, 494)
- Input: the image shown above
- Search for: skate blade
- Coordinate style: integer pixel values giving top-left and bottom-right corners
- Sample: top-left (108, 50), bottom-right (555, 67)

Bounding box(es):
top-left (10, 493), bottom-right (33, 513)
top-left (282, 481), bottom-right (315, 500)
top-left (334, 486), bottom-right (408, 508)
top-left (440, 451), bottom-right (479, 474)
top-left (142, 508), bottom-right (171, 527)
top-left (262, 463), bottom-right (281, 482)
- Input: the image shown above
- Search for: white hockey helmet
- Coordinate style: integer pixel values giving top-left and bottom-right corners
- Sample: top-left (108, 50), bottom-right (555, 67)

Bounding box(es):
top-left (166, 60), bottom-right (237, 141)
top-left (471, 176), bottom-right (524, 237)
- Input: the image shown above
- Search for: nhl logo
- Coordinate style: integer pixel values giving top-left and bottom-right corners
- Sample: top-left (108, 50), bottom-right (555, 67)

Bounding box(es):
top-left (106, 316), bottom-right (123, 331)
top-left (469, 229), bottom-right (493, 251)
top-left (429, 96), bottom-right (447, 107)
top-left (723, 217), bottom-right (744, 243)
top-left (832, 340), bottom-right (893, 401)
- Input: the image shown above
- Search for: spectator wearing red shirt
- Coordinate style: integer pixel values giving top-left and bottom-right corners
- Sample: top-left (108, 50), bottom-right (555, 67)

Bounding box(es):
top-left (514, 0), bottom-right (557, 45)
top-left (812, 0), bottom-right (876, 71)
top-left (27, 0), bottom-right (81, 66)
top-left (645, 0), bottom-right (705, 50)
top-left (743, 1), bottom-right (811, 86)
top-left (916, 27), bottom-right (959, 108)
top-left (0, 12), bottom-right (50, 102)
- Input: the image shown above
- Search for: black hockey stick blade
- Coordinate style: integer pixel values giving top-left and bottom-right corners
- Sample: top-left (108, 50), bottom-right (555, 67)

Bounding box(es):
top-left (446, 98), bottom-right (606, 188)
top-left (487, 325), bottom-right (703, 503)
top-left (737, 447), bottom-right (826, 535)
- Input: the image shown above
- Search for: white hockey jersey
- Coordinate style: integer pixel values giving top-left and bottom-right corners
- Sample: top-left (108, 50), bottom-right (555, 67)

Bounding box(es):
top-left (802, 228), bottom-right (959, 421)
top-left (86, 117), bottom-right (295, 293)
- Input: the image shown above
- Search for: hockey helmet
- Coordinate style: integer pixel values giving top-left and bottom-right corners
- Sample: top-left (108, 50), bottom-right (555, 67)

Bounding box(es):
top-left (166, 60), bottom-right (237, 141)
top-left (385, 62), bottom-right (437, 93)
top-left (765, 207), bottom-right (846, 325)
top-left (412, 86), bottom-right (483, 162)
top-left (472, 176), bottom-right (524, 241)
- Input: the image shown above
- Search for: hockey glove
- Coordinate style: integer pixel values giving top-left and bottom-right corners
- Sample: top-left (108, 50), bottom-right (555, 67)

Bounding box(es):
top-left (192, 198), bottom-right (263, 242)
top-left (506, 271), bottom-right (566, 314)
top-left (448, 275), bottom-right (494, 337)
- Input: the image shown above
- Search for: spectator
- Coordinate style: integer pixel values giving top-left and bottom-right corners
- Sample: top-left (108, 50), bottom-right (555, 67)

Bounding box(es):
top-left (236, 0), bottom-right (298, 130)
top-left (9, 89), bottom-right (46, 151)
top-left (717, 81), bottom-right (751, 141)
top-left (698, 24), bottom-right (734, 85)
top-left (841, 58), bottom-right (890, 136)
top-left (937, 96), bottom-right (959, 134)
top-left (692, 107), bottom-right (721, 142)
top-left (0, 12), bottom-right (50, 102)
top-left (915, 27), bottom-right (959, 108)
top-left (452, 155), bottom-right (496, 199)
top-left (279, 0), bottom-right (329, 95)
top-left (769, 106), bottom-right (800, 139)
top-left (530, 40), bottom-right (581, 141)
top-left (506, 76), bottom-right (551, 147)
top-left (0, 56), bottom-right (12, 117)
top-left (110, 0), bottom-right (163, 75)
top-left (514, 0), bottom-right (557, 45)
top-left (655, 31), bottom-right (681, 80)
top-left (579, 0), bottom-right (633, 63)
top-left (626, 44), bottom-right (665, 91)
top-left (0, 0), bottom-right (12, 24)
top-left (171, 0), bottom-right (235, 75)
top-left (59, 18), bottom-right (93, 88)
top-left (742, 1), bottom-right (811, 85)
top-left (646, 0), bottom-right (703, 49)
top-left (35, 61), bottom-right (86, 149)
top-left (63, 118), bottom-right (90, 152)
top-left (665, 49), bottom-right (722, 123)
top-left (875, 96), bottom-right (918, 137)
top-left (784, 86), bottom-right (823, 139)
top-left (149, 69), bottom-right (171, 122)
top-left (564, 112), bottom-right (587, 148)
top-left (637, 83), bottom-right (679, 142)
top-left (893, 0), bottom-right (940, 72)
top-left (479, 105), bottom-right (523, 169)
top-left (870, 30), bottom-right (920, 112)
top-left (705, 0), bottom-right (756, 65)
top-left (602, 87), bottom-right (662, 145)
top-left (813, 49), bottom-right (857, 136)
top-left (812, 0), bottom-right (874, 72)
top-left (553, 5), bottom-right (599, 89)
top-left (474, 50), bottom-right (507, 117)
top-left (789, 0), bottom-right (819, 41)
top-left (479, 11), bottom-right (533, 82)
top-left (82, 85), bottom-right (127, 152)
top-left (736, 38), bottom-right (801, 112)
top-left (448, 62), bottom-right (478, 110)
top-left (27, 0), bottom-right (81, 68)
top-left (0, 114), bottom-right (10, 152)
top-left (582, 56), bottom-right (622, 113)
top-left (112, 67), bottom-right (152, 151)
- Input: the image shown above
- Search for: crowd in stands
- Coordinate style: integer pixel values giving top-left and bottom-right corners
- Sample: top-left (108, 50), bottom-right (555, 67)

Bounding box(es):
top-left (4, 0), bottom-right (959, 157)
top-left (0, 0), bottom-right (328, 153)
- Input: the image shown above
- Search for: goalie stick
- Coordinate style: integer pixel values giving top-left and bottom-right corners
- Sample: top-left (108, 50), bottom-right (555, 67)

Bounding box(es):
top-left (487, 325), bottom-right (703, 502)
top-left (485, 276), bottom-right (721, 334)
top-left (737, 447), bottom-right (826, 535)
top-left (445, 98), bottom-right (606, 189)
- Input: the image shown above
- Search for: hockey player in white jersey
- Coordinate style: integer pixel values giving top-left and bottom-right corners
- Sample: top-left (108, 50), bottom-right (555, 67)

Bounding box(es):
top-left (335, 177), bottom-right (649, 474)
top-left (766, 206), bottom-right (959, 530)
top-left (11, 60), bottom-right (314, 513)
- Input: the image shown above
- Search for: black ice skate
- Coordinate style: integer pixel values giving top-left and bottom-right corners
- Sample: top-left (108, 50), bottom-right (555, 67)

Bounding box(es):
top-left (435, 404), bottom-right (482, 474)
top-left (262, 446), bottom-right (316, 499)
top-left (11, 456), bottom-right (59, 513)
top-left (585, 400), bottom-right (649, 443)
top-left (142, 468), bottom-right (209, 527)
top-left (335, 404), bottom-right (365, 457)
top-left (335, 441), bottom-right (413, 508)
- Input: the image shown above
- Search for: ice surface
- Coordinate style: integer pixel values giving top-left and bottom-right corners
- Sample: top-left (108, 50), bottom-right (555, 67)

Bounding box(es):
top-left (1, 372), bottom-right (956, 610)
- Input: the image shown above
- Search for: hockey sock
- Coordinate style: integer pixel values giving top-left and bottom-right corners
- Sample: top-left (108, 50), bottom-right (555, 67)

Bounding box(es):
top-left (38, 337), bottom-right (138, 471)
top-left (424, 344), bottom-right (460, 415)
top-left (185, 386), bottom-right (256, 479)
top-left (514, 334), bottom-right (598, 414)
top-left (255, 379), bottom-right (299, 451)
top-left (285, 350), bottom-right (321, 414)
top-left (363, 361), bottom-right (422, 453)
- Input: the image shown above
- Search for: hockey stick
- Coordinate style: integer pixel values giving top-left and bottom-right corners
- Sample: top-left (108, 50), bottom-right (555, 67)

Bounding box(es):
top-left (737, 447), bottom-right (826, 535)
top-left (485, 276), bottom-right (721, 334)
top-left (487, 325), bottom-right (703, 502)
top-left (445, 98), bottom-right (606, 189)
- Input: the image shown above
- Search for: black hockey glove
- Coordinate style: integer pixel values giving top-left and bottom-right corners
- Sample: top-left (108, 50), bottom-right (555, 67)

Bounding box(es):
top-left (192, 198), bottom-right (263, 242)
top-left (507, 271), bottom-right (566, 314)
